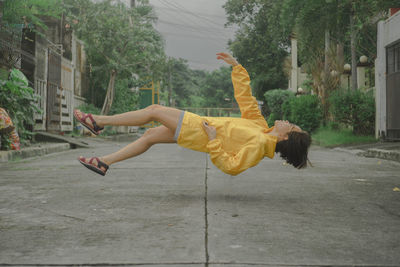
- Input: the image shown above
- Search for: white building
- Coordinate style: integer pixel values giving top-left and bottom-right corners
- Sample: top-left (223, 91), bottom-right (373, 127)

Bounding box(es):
top-left (375, 9), bottom-right (400, 140)
top-left (288, 36), bottom-right (308, 93)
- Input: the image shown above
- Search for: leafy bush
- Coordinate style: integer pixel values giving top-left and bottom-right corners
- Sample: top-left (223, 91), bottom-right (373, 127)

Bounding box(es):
top-left (264, 89), bottom-right (294, 125)
top-left (77, 103), bottom-right (101, 115)
top-left (283, 95), bottom-right (323, 133)
top-left (329, 89), bottom-right (375, 135)
top-left (0, 69), bottom-right (41, 140)
top-left (110, 78), bottom-right (139, 115)
top-left (267, 112), bottom-right (280, 126)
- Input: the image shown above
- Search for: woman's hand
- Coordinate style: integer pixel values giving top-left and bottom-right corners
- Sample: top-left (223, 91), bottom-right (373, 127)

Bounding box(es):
top-left (202, 121), bottom-right (217, 140)
top-left (216, 52), bottom-right (239, 66)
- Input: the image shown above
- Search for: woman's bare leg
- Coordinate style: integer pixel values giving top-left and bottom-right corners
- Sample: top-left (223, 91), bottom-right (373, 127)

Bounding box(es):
top-left (97, 125), bottom-right (176, 166)
top-left (85, 104), bottom-right (182, 133)
top-left (77, 105), bottom-right (182, 171)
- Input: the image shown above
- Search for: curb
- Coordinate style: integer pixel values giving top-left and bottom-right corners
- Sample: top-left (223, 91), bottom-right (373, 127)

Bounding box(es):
top-left (362, 148), bottom-right (400, 162)
top-left (0, 143), bottom-right (71, 163)
top-left (333, 147), bottom-right (366, 155)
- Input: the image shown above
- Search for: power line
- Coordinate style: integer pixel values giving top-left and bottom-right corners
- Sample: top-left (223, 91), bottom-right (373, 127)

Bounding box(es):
top-left (157, 19), bottom-right (233, 39)
top-left (157, 0), bottom-right (228, 37)
top-left (156, 0), bottom-right (232, 39)
top-left (160, 30), bottom-right (229, 42)
top-left (164, 0), bottom-right (229, 30)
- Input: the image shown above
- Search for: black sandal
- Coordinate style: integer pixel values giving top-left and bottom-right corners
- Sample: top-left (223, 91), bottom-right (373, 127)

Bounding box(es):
top-left (74, 110), bottom-right (104, 135)
top-left (78, 156), bottom-right (109, 176)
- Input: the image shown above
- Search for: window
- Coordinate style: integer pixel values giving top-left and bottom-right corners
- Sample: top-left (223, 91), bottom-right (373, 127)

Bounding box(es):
top-left (387, 42), bottom-right (400, 74)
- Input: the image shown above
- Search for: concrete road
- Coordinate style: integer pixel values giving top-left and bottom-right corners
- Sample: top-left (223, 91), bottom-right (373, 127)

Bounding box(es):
top-left (1, 138), bottom-right (400, 266)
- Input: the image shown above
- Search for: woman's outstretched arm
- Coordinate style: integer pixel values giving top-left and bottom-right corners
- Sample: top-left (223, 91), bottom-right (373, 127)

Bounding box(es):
top-left (216, 53), bottom-right (267, 127)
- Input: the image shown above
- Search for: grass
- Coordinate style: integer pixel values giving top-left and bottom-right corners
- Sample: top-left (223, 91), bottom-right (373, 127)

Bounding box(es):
top-left (312, 126), bottom-right (377, 147)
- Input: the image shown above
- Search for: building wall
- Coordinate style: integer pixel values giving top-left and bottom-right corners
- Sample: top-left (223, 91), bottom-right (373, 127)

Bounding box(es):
top-left (376, 11), bottom-right (400, 139)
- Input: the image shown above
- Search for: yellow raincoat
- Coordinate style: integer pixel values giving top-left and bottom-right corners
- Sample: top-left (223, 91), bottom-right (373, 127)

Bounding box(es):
top-left (176, 65), bottom-right (277, 175)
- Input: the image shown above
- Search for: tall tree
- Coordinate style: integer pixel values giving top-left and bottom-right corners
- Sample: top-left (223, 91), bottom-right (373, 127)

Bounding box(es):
top-left (1, 0), bottom-right (62, 29)
top-left (65, 0), bottom-right (164, 114)
top-left (281, 0), bottom-right (399, 91)
top-left (200, 66), bottom-right (234, 108)
top-left (224, 0), bottom-right (288, 99)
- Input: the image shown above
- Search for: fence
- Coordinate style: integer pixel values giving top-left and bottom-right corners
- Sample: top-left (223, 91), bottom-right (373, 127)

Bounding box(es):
top-left (179, 107), bottom-right (241, 117)
top-left (33, 78), bottom-right (47, 131)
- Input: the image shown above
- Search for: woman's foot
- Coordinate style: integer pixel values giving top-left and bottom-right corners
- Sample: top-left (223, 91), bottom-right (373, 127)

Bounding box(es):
top-left (73, 110), bottom-right (104, 135)
top-left (78, 156), bottom-right (109, 176)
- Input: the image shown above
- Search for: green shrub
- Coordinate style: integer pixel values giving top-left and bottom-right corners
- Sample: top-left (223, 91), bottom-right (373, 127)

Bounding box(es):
top-left (110, 78), bottom-right (139, 115)
top-left (329, 89), bottom-right (375, 135)
top-left (77, 103), bottom-right (101, 115)
top-left (0, 69), bottom-right (41, 141)
top-left (283, 95), bottom-right (323, 133)
top-left (267, 112), bottom-right (280, 126)
top-left (264, 89), bottom-right (294, 125)
top-left (299, 77), bottom-right (314, 94)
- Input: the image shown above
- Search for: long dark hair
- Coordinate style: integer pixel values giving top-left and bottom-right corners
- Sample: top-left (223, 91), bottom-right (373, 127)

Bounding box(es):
top-left (275, 131), bottom-right (312, 169)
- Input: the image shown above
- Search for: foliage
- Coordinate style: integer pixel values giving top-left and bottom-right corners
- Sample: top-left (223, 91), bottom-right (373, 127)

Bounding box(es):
top-left (64, 0), bottom-right (165, 114)
top-left (158, 58), bottom-right (236, 109)
top-left (1, 0), bottom-right (62, 30)
top-left (329, 89), bottom-right (375, 135)
top-left (0, 133), bottom-right (11, 150)
top-left (264, 89), bottom-right (294, 125)
top-left (281, 0), bottom-right (399, 67)
top-left (0, 69), bottom-right (41, 140)
top-left (224, 0), bottom-right (288, 99)
top-left (299, 77), bottom-right (314, 94)
top-left (312, 124), bottom-right (376, 147)
top-left (77, 102), bottom-right (101, 115)
top-left (110, 78), bottom-right (139, 114)
top-left (277, 0), bottom-right (398, 122)
top-left (200, 67), bottom-right (235, 108)
top-left (283, 95), bottom-right (323, 133)
top-left (161, 57), bottom-right (193, 107)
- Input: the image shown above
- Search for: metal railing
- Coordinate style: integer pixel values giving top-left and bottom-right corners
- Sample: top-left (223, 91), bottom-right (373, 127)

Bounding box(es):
top-left (179, 107), bottom-right (241, 117)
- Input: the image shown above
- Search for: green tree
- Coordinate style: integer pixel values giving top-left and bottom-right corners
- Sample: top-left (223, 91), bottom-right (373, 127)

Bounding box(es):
top-left (224, 0), bottom-right (288, 99)
top-left (161, 57), bottom-right (193, 107)
top-left (264, 89), bottom-right (294, 126)
top-left (1, 0), bottom-right (62, 30)
top-left (201, 67), bottom-right (235, 108)
top-left (281, 0), bottom-right (399, 90)
top-left (65, 0), bottom-right (164, 114)
top-left (280, 0), bottom-right (398, 122)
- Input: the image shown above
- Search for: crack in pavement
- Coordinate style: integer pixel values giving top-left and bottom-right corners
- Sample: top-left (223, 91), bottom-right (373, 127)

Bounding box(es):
top-left (204, 153), bottom-right (210, 267)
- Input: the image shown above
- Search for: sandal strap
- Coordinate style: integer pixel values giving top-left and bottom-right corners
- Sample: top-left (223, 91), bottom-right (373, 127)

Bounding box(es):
top-left (92, 120), bottom-right (104, 132)
top-left (77, 111), bottom-right (104, 133)
top-left (88, 157), bottom-right (109, 171)
top-left (85, 113), bottom-right (104, 132)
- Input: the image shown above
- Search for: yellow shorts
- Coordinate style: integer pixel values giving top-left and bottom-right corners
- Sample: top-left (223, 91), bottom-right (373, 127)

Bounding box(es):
top-left (175, 111), bottom-right (209, 153)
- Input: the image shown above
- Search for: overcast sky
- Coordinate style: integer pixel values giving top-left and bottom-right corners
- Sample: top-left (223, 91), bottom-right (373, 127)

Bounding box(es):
top-left (147, 0), bottom-right (237, 71)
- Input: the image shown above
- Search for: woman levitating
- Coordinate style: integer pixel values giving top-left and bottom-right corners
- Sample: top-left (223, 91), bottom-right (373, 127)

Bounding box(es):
top-left (74, 52), bottom-right (311, 176)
